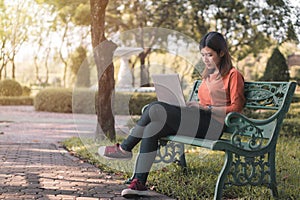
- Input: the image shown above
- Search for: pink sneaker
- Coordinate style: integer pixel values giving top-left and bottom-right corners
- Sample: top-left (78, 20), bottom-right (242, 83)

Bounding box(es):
top-left (98, 143), bottom-right (132, 160)
top-left (121, 178), bottom-right (149, 198)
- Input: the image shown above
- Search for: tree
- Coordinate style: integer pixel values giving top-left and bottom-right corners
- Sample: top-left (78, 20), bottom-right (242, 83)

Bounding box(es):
top-left (90, 0), bottom-right (117, 141)
top-left (70, 46), bottom-right (90, 87)
top-left (35, 0), bottom-right (116, 140)
top-left (35, 0), bottom-right (91, 87)
top-left (104, 0), bottom-right (299, 84)
top-left (0, 0), bottom-right (32, 79)
top-left (184, 0), bottom-right (299, 61)
top-left (260, 48), bottom-right (290, 81)
top-left (106, 1), bottom-right (166, 86)
top-left (31, 5), bottom-right (53, 86)
top-left (35, 0), bottom-right (299, 86)
top-left (294, 69), bottom-right (300, 86)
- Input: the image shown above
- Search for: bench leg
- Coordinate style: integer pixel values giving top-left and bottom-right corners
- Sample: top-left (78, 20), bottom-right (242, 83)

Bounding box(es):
top-left (269, 151), bottom-right (279, 197)
top-left (179, 144), bottom-right (187, 173)
top-left (214, 151), bottom-right (233, 200)
top-left (179, 144), bottom-right (187, 168)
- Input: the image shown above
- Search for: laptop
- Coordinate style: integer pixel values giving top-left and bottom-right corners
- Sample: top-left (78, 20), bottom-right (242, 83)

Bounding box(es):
top-left (152, 74), bottom-right (186, 107)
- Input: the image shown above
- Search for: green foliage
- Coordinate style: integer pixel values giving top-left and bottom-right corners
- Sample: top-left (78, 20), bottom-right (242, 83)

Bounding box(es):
top-left (74, 90), bottom-right (157, 115)
top-left (34, 88), bottom-right (72, 113)
top-left (260, 48), bottom-right (290, 81)
top-left (0, 1), bottom-right (35, 79)
top-left (34, 87), bottom-right (157, 114)
top-left (72, 3), bottom-right (90, 26)
top-left (191, 60), bottom-right (205, 81)
top-left (70, 46), bottom-right (90, 87)
top-left (106, 0), bottom-right (298, 61)
top-left (72, 88), bottom-right (97, 114)
top-left (292, 93), bottom-right (300, 103)
top-left (96, 91), bottom-right (157, 115)
top-left (63, 134), bottom-right (300, 199)
top-left (0, 79), bottom-right (23, 96)
top-left (35, 0), bottom-right (90, 25)
top-left (63, 136), bottom-right (131, 177)
top-left (70, 46), bottom-right (86, 75)
top-left (129, 93), bottom-right (157, 115)
top-left (62, 101), bottom-right (300, 199)
top-left (0, 79), bottom-right (33, 105)
top-left (22, 85), bottom-right (31, 96)
top-left (115, 92), bottom-right (157, 115)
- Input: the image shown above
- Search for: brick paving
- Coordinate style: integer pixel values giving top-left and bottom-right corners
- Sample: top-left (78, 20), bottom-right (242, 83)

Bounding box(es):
top-left (0, 106), bottom-right (174, 200)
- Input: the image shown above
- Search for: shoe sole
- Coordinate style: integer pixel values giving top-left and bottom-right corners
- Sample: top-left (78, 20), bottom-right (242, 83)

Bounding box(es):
top-left (100, 154), bottom-right (132, 160)
top-left (121, 189), bottom-right (149, 198)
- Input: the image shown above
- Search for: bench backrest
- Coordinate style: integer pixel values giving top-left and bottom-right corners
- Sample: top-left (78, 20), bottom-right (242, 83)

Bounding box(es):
top-left (189, 80), bottom-right (296, 141)
top-left (189, 80), bottom-right (296, 112)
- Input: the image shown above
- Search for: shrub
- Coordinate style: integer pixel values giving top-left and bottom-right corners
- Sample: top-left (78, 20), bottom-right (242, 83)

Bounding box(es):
top-left (129, 92), bottom-right (157, 115)
top-left (292, 93), bottom-right (300, 103)
top-left (34, 87), bottom-right (157, 114)
top-left (0, 96), bottom-right (33, 105)
top-left (22, 86), bottom-right (31, 96)
top-left (34, 88), bottom-right (72, 113)
top-left (260, 48), bottom-right (290, 81)
top-left (0, 79), bottom-right (23, 96)
top-left (114, 92), bottom-right (157, 115)
top-left (73, 88), bottom-right (97, 114)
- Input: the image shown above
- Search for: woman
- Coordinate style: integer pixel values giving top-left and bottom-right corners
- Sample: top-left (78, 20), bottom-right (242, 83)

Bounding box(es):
top-left (98, 31), bottom-right (245, 197)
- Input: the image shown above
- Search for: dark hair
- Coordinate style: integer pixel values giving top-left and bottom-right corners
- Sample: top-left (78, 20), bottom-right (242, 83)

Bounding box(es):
top-left (199, 32), bottom-right (232, 79)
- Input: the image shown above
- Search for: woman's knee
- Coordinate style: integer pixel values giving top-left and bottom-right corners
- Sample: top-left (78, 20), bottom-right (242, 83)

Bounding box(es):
top-left (148, 101), bottom-right (168, 122)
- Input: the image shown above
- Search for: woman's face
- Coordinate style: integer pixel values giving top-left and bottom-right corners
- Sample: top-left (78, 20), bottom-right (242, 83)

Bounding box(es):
top-left (200, 47), bottom-right (222, 70)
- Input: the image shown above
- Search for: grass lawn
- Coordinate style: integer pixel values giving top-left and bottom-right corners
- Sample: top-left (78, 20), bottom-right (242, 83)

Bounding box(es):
top-left (62, 102), bottom-right (300, 200)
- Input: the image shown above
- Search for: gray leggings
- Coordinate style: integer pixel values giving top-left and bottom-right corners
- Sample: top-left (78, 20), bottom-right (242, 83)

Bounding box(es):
top-left (120, 101), bottom-right (221, 184)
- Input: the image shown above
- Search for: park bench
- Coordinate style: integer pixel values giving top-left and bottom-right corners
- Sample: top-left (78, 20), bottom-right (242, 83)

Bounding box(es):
top-left (151, 81), bottom-right (296, 200)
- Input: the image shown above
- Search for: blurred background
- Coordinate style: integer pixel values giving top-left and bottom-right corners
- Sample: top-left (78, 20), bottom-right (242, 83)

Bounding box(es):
top-left (0, 0), bottom-right (299, 95)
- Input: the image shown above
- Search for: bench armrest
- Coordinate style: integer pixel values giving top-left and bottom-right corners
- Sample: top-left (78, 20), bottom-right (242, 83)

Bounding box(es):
top-left (224, 111), bottom-right (280, 150)
top-left (225, 111), bottom-right (280, 127)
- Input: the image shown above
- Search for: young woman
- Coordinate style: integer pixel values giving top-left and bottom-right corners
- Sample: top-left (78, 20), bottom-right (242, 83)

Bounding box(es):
top-left (98, 31), bottom-right (245, 197)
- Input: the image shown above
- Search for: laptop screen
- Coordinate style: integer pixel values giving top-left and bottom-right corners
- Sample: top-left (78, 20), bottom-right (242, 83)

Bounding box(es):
top-left (152, 74), bottom-right (186, 107)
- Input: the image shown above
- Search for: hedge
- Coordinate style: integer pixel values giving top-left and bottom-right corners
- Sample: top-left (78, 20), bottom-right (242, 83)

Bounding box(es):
top-left (0, 79), bottom-right (23, 96)
top-left (34, 87), bottom-right (157, 114)
top-left (34, 88), bottom-right (73, 113)
top-left (0, 96), bottom-right (33, 105)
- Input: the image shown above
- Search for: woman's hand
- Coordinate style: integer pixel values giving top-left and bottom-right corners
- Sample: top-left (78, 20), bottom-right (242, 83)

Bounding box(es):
top-left (186, 101), bottom-right (210, 111)
top-left (186, 101), bottom-right (200, 108)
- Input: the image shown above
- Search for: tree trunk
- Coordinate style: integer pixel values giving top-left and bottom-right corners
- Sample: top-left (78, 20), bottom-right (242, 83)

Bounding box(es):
top-left (139, 49), bottom-right (152, 87)
top-left (12, 62), bottom-right (15, 79)
top-left (90, 0), bottom-right (116, 141)
top-left (139, 52), bottom-right (148, 87)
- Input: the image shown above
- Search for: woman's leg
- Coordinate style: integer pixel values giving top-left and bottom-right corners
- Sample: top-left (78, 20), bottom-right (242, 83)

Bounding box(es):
top-left (120, 101), bottom-right (180, 152)
top-left (131, 122), bottom-right (174, 185)
top-left (98, 101), bottom-right (179, 159)
top-left (129, 103), bottom-right (217, 184)
top-left (127, 102), bottom-right (182, 184)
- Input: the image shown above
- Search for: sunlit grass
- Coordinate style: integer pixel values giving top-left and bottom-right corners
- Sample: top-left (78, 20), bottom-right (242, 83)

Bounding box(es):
top-left (62, 102), bottom-right (300, 199)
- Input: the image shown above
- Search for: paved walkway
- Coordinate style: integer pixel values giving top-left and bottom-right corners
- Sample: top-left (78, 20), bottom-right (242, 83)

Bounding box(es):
top-left (0, 106), bottom-right (174, 200)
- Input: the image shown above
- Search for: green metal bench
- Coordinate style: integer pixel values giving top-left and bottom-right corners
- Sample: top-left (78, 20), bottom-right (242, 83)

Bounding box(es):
top-left (153, 81), bottom-right (296, 200)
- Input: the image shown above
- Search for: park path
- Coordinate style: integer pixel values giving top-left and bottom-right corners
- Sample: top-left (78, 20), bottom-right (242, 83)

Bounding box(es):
top-left (0, 106), bottom-right (174, 200)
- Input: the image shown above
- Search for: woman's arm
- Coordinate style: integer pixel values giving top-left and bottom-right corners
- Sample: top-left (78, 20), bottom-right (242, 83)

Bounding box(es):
top-left (225, 70), bottom-right (246, 113)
